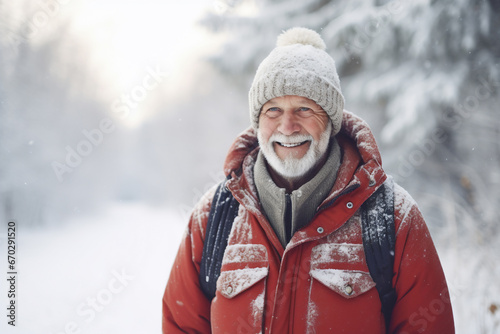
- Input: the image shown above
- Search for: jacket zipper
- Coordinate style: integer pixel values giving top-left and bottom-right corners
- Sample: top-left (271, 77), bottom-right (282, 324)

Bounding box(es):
top-left (284, 193), bottom-right (292, 244)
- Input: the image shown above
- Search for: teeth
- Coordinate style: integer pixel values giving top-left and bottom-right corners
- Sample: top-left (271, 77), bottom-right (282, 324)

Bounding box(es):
top-left (282, 143), bottom-right (301, 148)
top-left (279, 141), bottom-right (306, 148)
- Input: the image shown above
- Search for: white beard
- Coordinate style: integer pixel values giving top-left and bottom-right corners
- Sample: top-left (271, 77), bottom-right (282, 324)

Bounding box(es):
top-left (257, 122), bottom-right (332, 179)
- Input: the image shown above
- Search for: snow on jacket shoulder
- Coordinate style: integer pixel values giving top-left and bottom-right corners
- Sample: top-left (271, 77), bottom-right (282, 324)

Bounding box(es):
top-left (162, 111), bottom-right (455, 334)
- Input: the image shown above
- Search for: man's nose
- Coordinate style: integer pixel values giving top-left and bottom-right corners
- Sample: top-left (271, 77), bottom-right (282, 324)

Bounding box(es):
top-left (277, 110), bottom-right (301, 135)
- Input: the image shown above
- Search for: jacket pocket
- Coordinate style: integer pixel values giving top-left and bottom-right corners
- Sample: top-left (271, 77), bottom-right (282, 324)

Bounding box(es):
top-left (310, 269), bottom-right (375, 298)
top-left (212, 244), bottom-right (268, 333)
top-left (217, 244), bottom-right (269, 298)
top-left (305, 243), bottom-right (384, 332)
top-left (309, 243), bottom-right (375, 298)
top-left (217, 267), bottom-right (268, 298)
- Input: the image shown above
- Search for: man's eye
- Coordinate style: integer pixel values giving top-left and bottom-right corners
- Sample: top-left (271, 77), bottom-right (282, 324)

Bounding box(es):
top-left (297, 107), bottom-right (314, 117)
top-left (265, 108), bottom-right (281, 117)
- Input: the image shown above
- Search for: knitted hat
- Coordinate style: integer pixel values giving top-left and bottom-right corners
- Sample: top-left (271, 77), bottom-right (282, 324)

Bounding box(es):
top-left (248, 27), bottom-right (345, 135)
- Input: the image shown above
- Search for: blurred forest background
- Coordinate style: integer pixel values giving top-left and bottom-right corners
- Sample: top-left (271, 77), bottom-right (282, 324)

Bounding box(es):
top-left (1, 0), bottom-right (499, 333)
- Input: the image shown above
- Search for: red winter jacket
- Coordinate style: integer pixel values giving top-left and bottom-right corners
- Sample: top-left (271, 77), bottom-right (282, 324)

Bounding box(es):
top-left (162, 111), bottom-right (455, 333)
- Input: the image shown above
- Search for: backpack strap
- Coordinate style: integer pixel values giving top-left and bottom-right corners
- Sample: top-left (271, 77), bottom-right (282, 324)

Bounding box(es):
top-left (199, 179), bottom-right (240, 300)
top-left (361, 176), bottom-right (397, 329)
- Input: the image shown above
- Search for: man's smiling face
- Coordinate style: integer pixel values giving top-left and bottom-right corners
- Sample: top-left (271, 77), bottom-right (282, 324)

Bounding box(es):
top-left (257, 95), bottom-right (332, 179)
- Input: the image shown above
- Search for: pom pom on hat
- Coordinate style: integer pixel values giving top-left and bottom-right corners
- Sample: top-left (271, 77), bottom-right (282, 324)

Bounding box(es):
top-left (276, 27), bottom-right (326, 50)
top-left (248, 27), bottom-right (345, 135)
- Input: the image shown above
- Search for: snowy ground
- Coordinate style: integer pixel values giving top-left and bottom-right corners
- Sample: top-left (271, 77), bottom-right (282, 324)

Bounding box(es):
top-left (0, 203), bottom-right (186, 334)
top-left (1, 202), bottom-right (499, 333)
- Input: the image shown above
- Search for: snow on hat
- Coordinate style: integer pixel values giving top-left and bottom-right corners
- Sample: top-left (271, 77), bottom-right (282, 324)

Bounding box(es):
top-left (248, 27), bottom-right (345, 135)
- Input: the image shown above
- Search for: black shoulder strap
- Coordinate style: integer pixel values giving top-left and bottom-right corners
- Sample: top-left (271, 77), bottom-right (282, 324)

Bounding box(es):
top-left (361, 176), bottom-right (397, 329)
top-left (199, 179), bottom-right (240, 300)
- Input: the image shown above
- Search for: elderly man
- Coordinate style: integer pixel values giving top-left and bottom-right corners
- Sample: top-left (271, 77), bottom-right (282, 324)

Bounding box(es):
top-left (162, 27), bottom-right (454, 333)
